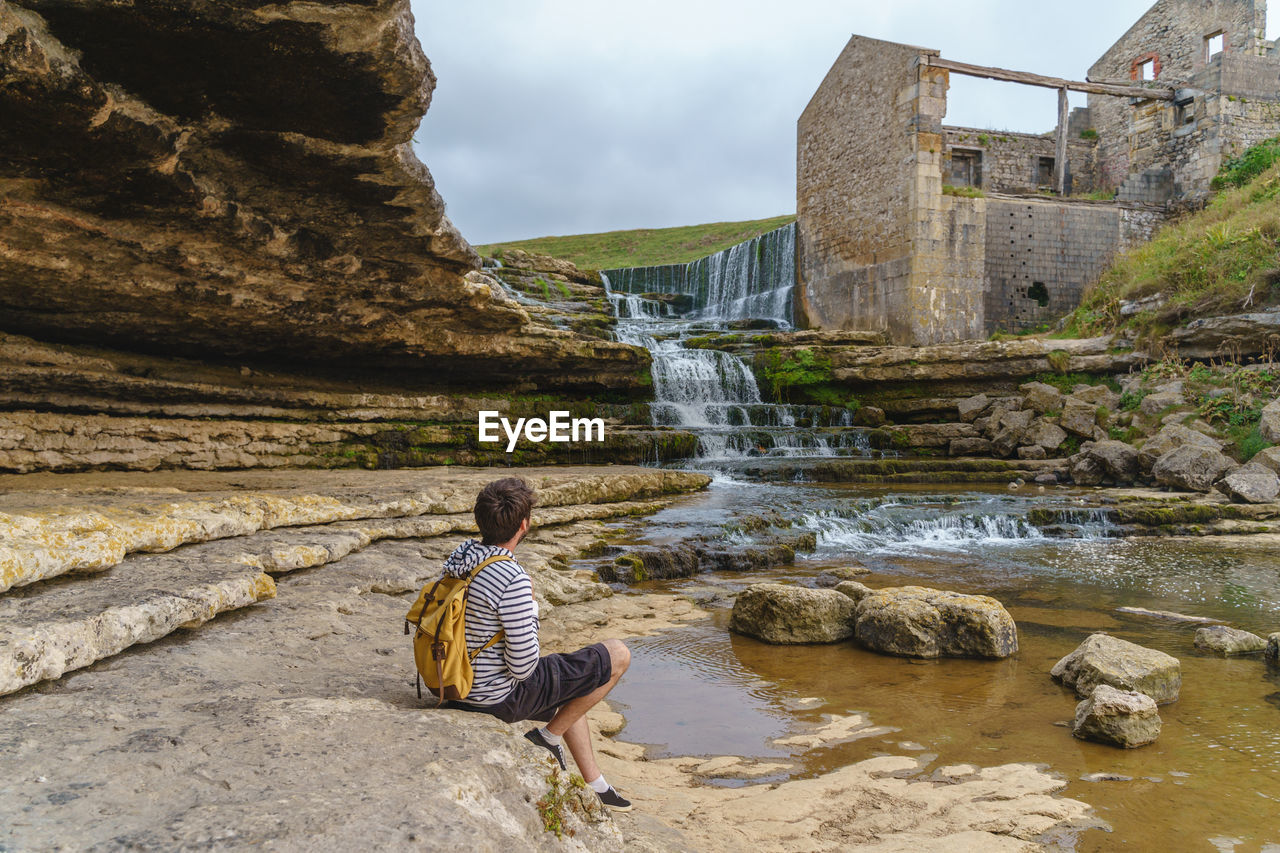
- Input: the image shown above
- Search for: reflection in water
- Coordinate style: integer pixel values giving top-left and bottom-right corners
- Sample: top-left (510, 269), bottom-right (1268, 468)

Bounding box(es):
top-left (603, 478), bottom-right (1280, 851)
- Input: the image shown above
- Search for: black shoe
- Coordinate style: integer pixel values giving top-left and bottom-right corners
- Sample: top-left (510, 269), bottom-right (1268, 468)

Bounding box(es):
top-left (595, 786), bottom-right (633, 812)
top-left (523, 728), bottom-right (566, 770)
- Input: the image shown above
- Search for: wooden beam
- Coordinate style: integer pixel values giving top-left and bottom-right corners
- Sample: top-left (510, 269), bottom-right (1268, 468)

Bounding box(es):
top-left (925, 56), bottom-right (1174, 100)
top-left (1055, 87), bottom-right (1070, 195)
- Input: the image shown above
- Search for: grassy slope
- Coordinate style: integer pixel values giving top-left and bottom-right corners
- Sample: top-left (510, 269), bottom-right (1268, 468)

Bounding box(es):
top-left (477, 214), bottom-right (795, 270)
top-left (1063, 158), bottom-right (1280, 340)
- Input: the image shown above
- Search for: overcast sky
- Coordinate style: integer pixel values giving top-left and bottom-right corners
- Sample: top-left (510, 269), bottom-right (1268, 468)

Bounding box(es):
top-left (411, 1), bottom-right (1278, 246)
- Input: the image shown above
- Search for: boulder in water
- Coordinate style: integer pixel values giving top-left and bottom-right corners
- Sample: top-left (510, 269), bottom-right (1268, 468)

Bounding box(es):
top-left (1194, 625), bottom-right (1267, 655)
top-left (852, 586), bottom-right (1018, 659)
top-left (1072, 684), bottom-right (1161, 748)
top-left (1267, 633), bottom-right (1280, 662)
top-left (815, 566), bottom-right (871, 587)
top-left (729, 583), bottom-right (857, 644)
top-left (1152, 445), bottom-right (1238, 492)
top-left (1050, 633), bottom-right (1181, 704)
top-left (1215, 462), bottom-right (1280, 504)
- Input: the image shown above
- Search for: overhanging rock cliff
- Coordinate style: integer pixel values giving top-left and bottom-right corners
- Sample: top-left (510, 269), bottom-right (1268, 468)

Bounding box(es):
top-left (0, 0), bottom-right (646, 392)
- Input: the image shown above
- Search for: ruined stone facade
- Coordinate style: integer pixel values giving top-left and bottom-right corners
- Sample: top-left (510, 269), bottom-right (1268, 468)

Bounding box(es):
top-left (798, 0), bottom-right (1280, 344)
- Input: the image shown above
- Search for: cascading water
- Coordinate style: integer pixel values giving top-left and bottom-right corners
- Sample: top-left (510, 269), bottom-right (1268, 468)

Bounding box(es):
top-left (603, 223), bottom-right (867, 460)
top-left (605, 222), bottom-right (796, 326)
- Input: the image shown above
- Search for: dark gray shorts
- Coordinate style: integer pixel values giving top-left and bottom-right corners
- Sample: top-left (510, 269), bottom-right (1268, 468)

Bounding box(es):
top-left (452, 643), bottom-right (612, 724)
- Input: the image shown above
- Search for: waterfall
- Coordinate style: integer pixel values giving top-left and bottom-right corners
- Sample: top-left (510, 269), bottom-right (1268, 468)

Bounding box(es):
top-left (604, 222), bottom-right (796, 326)
top-left (604, 223), bottom-right (872, 461)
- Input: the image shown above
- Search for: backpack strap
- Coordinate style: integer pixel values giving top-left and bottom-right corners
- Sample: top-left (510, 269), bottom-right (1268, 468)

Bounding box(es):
top-left (463, 554), bottom-right (511, 654)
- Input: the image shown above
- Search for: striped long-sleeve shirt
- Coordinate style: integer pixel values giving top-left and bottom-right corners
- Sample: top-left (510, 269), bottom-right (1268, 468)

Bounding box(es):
top-left (441, 539), bottom-right (540, 705)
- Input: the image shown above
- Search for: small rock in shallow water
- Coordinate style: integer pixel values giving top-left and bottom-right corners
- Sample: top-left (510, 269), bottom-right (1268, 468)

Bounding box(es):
top-left (1080, 772), bottom-right (1136, 782)
top-left (1116, 606), bottom-right (1222, 624)
top-left (1267, 633), bottom-right (1280, 661)
top-left (1051, 633), bottom-right (1181, 704)
top-left (814, 566), bottom-right (872, 587)
top-left (1194, 625), bottom-right (1267, 655)
top-left (1073, 685), bottom-right (1161, 748)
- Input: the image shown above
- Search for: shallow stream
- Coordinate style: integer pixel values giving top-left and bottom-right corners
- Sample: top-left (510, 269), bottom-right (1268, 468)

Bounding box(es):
top-left (596, 475), bottom-right (1280, 851)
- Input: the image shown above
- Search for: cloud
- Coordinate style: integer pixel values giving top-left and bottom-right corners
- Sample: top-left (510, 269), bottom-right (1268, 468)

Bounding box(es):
top-left (412, 0), bottom-right (1160, 245)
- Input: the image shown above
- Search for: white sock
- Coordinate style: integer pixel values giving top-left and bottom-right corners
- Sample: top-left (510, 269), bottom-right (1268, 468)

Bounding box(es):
top-left (586, 775), bottom-right (610, 794)
top-left (538, 727), bottom-right (563, 746)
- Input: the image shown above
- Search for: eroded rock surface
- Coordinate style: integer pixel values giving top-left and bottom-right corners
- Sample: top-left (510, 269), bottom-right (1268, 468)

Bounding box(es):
top-left (1050, 633), bottom-right (1181, 704)
top-left (1194, 625), bottom-right (1267, 655)
top-left (0, 1), bottom-right (645, 391)
top-left (0, 467), bottom-right (709, 694)
top-left (853, 585), bottom-right (1018, 659)
top-left (1072, 684), bottom-right (1161, 748)
top-left (1152, 445), bottom-right (1237, 492)
top-left (1216, 462), bottom-right (1280, 504)
top-left (729, 583), bottom-right (858, 644)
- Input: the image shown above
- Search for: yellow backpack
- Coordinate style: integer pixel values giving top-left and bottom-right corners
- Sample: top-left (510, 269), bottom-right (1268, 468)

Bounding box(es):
top-left (405, 555), bottom-right (508, 706)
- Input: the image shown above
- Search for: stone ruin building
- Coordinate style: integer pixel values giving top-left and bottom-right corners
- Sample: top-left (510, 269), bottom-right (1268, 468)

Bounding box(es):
top-left (796, 0), bottom-right (1280, 345)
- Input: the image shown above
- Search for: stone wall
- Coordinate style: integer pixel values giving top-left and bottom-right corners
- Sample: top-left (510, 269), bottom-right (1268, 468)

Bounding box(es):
top-left (798, 39), bottom-right (994, 345)
top-left (796, 36), bottom-right (925, 339)
top-left (943, 127), bottom-right (1098, 195)
top-left (1088, 0), bottom-right (1270, 191)
top-left (905, 62), bottom-right (991, 344)
top-left (983, 199), bottom-right (1123, 334)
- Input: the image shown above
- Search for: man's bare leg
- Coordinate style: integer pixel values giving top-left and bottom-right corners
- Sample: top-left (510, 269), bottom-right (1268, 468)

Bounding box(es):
top-left (545, 639), bottom-right (630, 779)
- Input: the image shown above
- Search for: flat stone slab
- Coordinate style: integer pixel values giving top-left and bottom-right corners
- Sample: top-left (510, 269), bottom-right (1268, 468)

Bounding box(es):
top-left (0, 548), bottom-right (275, 696)
top-left (1051, 632), bottom-right (1181, 704)
top-left (0, 467), bottom-right (709, 591)
top-left (0, 469), bottom-right (709, 695)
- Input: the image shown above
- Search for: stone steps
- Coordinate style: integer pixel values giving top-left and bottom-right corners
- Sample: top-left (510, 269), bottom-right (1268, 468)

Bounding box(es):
top-left (721, 456), bottom-right (1058, 483)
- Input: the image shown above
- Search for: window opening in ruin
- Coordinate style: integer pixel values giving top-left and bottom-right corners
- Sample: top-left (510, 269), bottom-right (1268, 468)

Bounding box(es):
top-left (1037, 156), bottom-right (1056, 187)
top-left (949, 149), bottom-right (983, 187)
top-left (1206, 31), bottom-right (1225, 61)
top-left (1027, 282), bottom-right (1050, 307)
top-left (1139, 59), bottom-right (1155, 80)
top-left (1175, 96), bottom-right (1196, 125)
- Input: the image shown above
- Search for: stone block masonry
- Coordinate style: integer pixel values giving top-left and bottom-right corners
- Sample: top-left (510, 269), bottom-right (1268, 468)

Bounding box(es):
top-left (984, 199), bottom-right (1123, 335)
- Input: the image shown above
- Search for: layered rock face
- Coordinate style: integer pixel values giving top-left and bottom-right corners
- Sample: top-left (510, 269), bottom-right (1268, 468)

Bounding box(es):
top-left (0, 0), bottom-right (645, 392)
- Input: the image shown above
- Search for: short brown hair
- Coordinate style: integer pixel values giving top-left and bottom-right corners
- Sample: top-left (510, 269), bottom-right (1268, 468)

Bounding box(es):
top-left (474, 477), bottom-right (535, 545)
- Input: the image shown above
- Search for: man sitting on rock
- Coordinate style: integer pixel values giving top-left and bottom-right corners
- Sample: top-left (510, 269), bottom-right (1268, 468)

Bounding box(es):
top-left (442, 477), bottom-right (633, 811)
